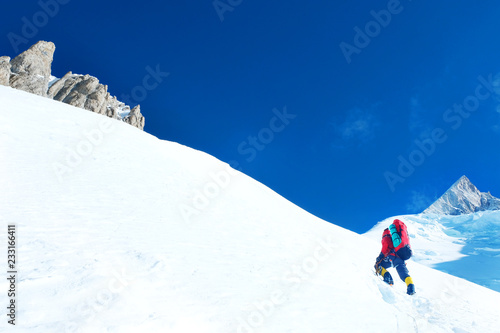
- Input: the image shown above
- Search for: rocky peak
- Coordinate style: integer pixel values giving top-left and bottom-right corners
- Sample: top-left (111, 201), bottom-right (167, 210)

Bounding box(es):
top-left (9, 41), bottom-right (55, 97)
top-left (1, 41), bottom-right (145, 130)
top-left (124, 105), bottom-right (145, 129)
top-left (423, 176), bottom-right (500, 215)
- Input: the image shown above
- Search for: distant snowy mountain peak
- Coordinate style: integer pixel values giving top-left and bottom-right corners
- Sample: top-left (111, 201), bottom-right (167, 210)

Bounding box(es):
top-left (424, 175), bottom-right (500, 215)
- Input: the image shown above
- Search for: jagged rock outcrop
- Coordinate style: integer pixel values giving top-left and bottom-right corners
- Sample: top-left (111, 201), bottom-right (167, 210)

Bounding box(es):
top-left (1, 41), bottom-right (146, 131)
top-left (0, 56), bottom-right (11, 86)
top-left (47, 72), bottom-right (145, 129)
top-left (9, 41), bottom-right (55, 97)
top-left (124, 105), bottom-right (145, 129)
top-left (49, 72), bottom-right (111, 116)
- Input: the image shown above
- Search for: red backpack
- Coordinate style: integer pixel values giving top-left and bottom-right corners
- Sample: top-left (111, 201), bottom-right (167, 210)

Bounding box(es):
top-left (389, 219), bottom-right (412, 260)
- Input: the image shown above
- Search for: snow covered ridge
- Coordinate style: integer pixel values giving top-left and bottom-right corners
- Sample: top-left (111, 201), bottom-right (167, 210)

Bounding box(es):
top-left (0, 40), bottom-right (145, 130)
top-left (2, 86), bottom-right (500, 332)
top-left (424, 175), bottom-right (500, 215)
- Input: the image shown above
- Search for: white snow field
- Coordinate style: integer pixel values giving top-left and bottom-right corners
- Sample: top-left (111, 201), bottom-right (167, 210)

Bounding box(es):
top-left (1, 85), bottom-right (500, 332)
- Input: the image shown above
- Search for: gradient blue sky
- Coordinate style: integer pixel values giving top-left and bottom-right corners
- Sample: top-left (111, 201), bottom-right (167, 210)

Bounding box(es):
top-left (2, 1), bottom-right (500, 233)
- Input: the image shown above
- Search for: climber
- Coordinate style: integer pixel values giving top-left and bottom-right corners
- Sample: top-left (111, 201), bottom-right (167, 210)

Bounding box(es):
top-left (374, 218), bottom-right (416, 295)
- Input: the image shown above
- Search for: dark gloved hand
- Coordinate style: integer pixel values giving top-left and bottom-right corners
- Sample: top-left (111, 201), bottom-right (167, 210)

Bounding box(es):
top-left (374, 263), bottom-right (379, 274)
top-left (374, 253), bottom-right (384, 274)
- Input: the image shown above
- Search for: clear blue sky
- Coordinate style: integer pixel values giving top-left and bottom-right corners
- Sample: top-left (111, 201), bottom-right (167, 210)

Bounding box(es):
top-left (2, 1), bottom-right (500, 233)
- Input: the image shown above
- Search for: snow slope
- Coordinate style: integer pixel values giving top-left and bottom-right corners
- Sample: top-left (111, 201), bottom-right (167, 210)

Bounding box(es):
top-left (1, 85), bottom-right (500, 332)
